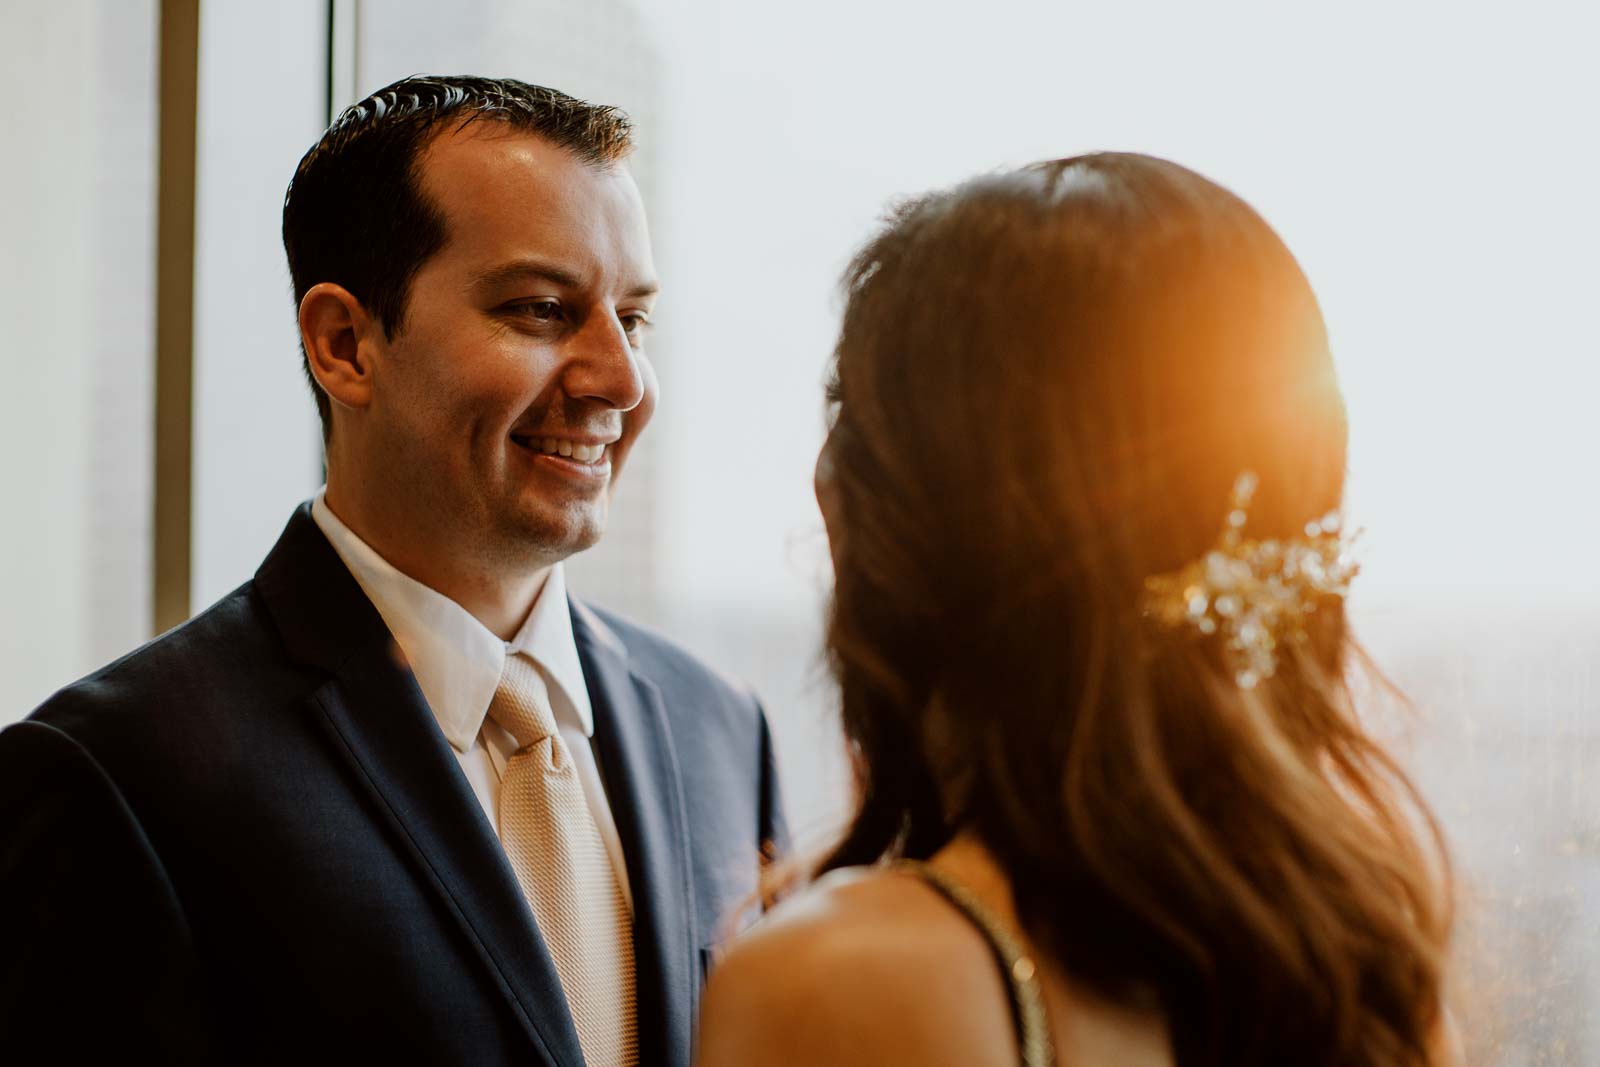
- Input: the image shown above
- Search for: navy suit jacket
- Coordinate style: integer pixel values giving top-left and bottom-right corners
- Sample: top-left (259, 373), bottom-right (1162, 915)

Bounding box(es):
top-left (0, 505), bottom-right (786, 1065)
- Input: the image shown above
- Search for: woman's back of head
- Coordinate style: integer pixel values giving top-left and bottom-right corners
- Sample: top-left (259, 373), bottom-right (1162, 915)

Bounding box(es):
top-left (818, 152), bottom-right (1450, 1066)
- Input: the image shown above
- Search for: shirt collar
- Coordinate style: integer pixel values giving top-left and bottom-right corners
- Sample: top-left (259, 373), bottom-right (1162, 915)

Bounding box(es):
top-left (504, 561), bottom-right (594, 737)
top-left (309, 489), bottom-right (593, 753)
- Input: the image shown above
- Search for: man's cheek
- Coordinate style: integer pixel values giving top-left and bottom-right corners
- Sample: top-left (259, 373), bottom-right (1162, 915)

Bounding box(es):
top-left (608, 437), bottom-right (635, 491)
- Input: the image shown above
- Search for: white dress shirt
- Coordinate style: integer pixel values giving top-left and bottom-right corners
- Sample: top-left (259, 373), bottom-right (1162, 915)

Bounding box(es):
top-left (311, 489), bottom-right (632, 910)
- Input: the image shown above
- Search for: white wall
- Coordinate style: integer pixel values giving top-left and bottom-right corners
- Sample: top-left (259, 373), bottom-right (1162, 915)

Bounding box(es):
top-left (640, 0), bottom-right (1600, 611)
top-left (190, 0), bottom-right (327, 611)
top-left (1, 1), bottom-right (156, 721)
top-left (2, 0), bottom-right (332, 711)
top-left (0, 5), bottom-right (95, 720)
top-left (86, 0), bottom-right (158, 669)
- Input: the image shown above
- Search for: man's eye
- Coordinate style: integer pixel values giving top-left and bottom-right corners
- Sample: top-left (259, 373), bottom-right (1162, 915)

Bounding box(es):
top-left (512, 300), bottom-right (563, 322)
top-left (620, 312), bottom-right (652, 336)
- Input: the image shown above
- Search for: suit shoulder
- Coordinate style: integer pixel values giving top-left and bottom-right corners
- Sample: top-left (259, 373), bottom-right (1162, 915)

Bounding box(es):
top-left (24, 579), bottom-right (278, 743)
top-left (578, 599), bottom-right (763, 713)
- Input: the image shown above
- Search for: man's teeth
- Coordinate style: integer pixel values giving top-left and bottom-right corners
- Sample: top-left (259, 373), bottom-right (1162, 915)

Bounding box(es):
top-left (531, 437), bottom-right (606, 463)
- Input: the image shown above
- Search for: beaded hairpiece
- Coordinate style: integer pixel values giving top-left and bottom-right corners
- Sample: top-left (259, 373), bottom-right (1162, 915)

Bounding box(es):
top-left (1142, 472), bottom-right (1358, 689)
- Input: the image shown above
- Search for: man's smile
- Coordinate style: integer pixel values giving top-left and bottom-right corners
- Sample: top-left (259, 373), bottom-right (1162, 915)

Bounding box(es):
top-left (511, 433), bottom-right (609, 463)
top-left (509, 432), bottom-right (614, 481)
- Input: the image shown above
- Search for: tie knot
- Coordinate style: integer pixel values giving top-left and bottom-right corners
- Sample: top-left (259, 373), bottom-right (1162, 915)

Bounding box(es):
top-left (489, 653), bottom-right (559, 750)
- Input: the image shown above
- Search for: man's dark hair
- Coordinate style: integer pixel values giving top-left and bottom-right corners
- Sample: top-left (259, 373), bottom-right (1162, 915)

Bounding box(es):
top-left (282, 74), bottom-right (635, 437)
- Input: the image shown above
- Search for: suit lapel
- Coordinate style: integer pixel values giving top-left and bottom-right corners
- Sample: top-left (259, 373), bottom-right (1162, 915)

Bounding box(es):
top-left (574, 601), bottom-right (699, 1067)
top-left (255, 505), bottom-right (585, 1067)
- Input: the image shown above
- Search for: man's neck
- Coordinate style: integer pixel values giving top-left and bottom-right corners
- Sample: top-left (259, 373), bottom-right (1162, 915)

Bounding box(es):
top-left (322, 485), bottom-right (551, 641)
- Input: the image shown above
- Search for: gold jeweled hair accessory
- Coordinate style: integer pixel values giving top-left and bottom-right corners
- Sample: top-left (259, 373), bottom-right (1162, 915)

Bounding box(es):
top-left (1142, 472), bottom-right (1358, 689)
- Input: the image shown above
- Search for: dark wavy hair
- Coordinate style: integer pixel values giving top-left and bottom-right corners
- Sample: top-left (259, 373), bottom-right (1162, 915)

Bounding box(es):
top-left (818, 152), bottom-right (1451, 1066)
top-left (281, 74), bottom-right (633, 437)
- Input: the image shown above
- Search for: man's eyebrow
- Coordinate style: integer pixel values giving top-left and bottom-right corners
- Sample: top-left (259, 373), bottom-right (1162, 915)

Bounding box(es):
top-left (471, 258), bottom-right (660, 300)
top-left (471, 258), bottom-right (584, 292)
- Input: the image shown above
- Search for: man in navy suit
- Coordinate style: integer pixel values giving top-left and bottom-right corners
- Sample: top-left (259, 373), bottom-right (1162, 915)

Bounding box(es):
top-left (0, 75), bottom-right (785, 1065)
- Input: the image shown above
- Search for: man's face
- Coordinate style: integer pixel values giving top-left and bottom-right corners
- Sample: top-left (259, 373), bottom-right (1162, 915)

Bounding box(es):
top-left (366, 126), bottom-right (659, 569)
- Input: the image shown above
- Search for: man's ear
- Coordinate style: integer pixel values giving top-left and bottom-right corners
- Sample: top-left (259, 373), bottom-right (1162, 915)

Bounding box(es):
top-left (299, 282), bottom-right (381, 416)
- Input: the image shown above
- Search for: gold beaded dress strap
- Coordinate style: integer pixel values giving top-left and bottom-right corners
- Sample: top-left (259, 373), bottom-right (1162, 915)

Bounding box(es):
top-left (896, 860), bottom-right (1056, 1067)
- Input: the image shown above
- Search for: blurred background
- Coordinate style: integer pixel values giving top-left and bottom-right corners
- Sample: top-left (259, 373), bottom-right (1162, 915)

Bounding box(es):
top-left (2, 1), bottom-right (1596, 1061)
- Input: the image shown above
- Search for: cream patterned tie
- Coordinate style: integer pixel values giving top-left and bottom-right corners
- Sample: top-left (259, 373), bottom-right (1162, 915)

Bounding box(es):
top-left (489, 653), bottom-right (637, 1067)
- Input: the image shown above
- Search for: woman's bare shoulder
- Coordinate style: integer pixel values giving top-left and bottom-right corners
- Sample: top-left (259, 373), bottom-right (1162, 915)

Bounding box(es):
top-left (695, 865), bottom-right (1017, 1067)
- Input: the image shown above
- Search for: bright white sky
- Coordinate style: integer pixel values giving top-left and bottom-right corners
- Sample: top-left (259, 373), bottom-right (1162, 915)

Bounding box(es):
top-left (641, 0), bottom-right (1600, 611)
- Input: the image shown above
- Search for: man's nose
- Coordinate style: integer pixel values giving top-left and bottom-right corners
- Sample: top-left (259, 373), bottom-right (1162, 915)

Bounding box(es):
top-left (562, 312), bottom-right (645, 411)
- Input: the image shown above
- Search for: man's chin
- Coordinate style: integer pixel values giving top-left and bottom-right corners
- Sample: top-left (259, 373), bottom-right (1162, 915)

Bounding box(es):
top-left (497, 507), bottom-right (605, 564)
